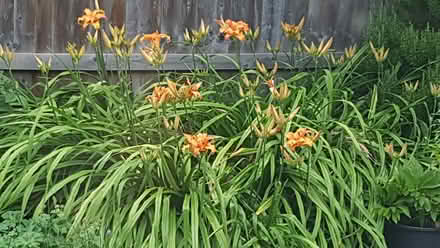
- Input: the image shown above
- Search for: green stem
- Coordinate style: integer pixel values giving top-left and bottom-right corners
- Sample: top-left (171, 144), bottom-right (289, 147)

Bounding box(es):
top-left (290, 40), bottom-right (296, 67)
top-left (191, 46), bottom-right (197, 72)
top-left (235, 40), bottom-right (241, 70)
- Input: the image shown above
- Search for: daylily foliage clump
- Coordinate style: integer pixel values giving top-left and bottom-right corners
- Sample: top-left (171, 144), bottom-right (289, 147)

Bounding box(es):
top-left (4, 4), bottom-right (433, 248)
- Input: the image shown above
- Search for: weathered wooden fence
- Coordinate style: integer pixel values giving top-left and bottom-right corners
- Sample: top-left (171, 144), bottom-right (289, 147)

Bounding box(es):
top-left (0, 0), bottom-right (371, 72)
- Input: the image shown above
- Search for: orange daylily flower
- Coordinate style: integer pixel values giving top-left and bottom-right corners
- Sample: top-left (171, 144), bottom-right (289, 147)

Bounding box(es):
top-left (77, 8), bottom-right (106, 30)
top-left (281, 17), bottom-right (305, 41)
top-left (146, 86), bottom-right (170, 108)
top-left (183, 133), bottom-right (216, 157)
top-left (180, 79), bottom-right (202, 101)
top-left (285, 128), bottom-right (319, 152)
top-left (166, 79), bottom-right (202, 102)
top-left (216, 18), bottom-right (250, 41)
top-left (140, 31), bottom-right (171, 49)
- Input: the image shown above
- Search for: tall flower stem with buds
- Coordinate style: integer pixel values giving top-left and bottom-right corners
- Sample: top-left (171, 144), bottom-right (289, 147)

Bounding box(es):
top-left (77, 7), bottom-right (108, 81)
top-left (0, 45), bottom-right (15, 80)
top-left (65, 42), bottom-right (100, 120)
top-left (216, 18), bottom-right (250, 70)
top-left (35, 56), bottom-right (59, 123)
top-left (0, 44), bottom-right (28, 108)
top-left (369, 41), bottom-right (389, 86)
top-left (281, 17), bottom-right (305, 68)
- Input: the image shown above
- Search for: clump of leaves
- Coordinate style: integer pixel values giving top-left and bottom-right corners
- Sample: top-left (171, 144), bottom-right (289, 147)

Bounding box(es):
top-left (0, 208), bottom-right (101, 248)
top-left (376, 157), bottom-right (440, 228)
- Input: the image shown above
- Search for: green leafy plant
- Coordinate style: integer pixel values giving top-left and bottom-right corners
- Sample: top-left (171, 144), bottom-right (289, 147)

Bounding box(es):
top-left (376, 156), bottom-right (440, 228)
top-left (5, 4), bottom-right (440, 247)
top-left (0, 209), bottom-right (100, 248)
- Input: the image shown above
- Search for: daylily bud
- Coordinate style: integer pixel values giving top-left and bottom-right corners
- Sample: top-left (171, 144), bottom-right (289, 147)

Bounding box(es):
top-left (87, 31), bottom-right (99, 47)
top-left (369, 41), bottom-right (389, 63)
top-left (256, 60), bottom-right (268, 75)
top-left (404, 80), bottom-right (419, 93)
top-left (302, 37), bottom-right (333, 57)
top-left (344, 44), bottom-right (357, 59)
top-left (34, 56), bottom-right (52, 75)
top-left (431, 83), bottom-right (440, 97)
top-left (277, 83), bottom-right (291, 101)
top-left (266, 40), bottom-right (272, 52)
top-left (102, 30), bottom-right (112, 49)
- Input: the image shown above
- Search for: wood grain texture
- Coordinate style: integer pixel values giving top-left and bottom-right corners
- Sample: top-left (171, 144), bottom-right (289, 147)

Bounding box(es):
top-left (53, 0), bottom-right (90, 52)
top-left (2, 0), bottom-right (371, 70)
top-left (0, 52), bottom-right (336, 71)
top-left (34, 0), bottom-right (54, 52)
top-left (13, 0), bottom-right (36, 53)
top-left (0, 1), bottom-right (14, 48)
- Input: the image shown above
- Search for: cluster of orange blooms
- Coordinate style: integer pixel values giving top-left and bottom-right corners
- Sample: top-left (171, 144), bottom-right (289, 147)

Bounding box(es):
top-left (216, 18), bottom-right (250, 41)
top-left (75, 8), bottom-right (325, 159)
top-left (146, 79), bottom-right (202, 108)
top-left (285, 128), bottom-right (320, 152)
top-left (183, 133), bottom-right (216, 157)
top-left (77, 8), bottom-right (171, 66)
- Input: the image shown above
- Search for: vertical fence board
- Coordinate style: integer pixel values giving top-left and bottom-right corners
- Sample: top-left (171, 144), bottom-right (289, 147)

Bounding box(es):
top-left (198, 0), bottom-right (218, 53)
top-left (260, 0), bottom-right (274, 52)
top-left (348, 1), bottom-right (369, 47)
top-left (13, 0), bottom-right (36, 52)
top-left (272, 0), bottom-right (286, 47)
top-left (108, 0), bottom-right (126, 27)
top-left (126, 0), bottom-right (160, 38)
top-left (0, 1), bottom-right (14, 48)
top-left (5, 0), bottom-right (372, 71)
top-left (34, 0), bottom-right (54, 52)
top-left (160, 0), bottom-right (186, 53)
top-left (53, 0), bottom-right (90, 52)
